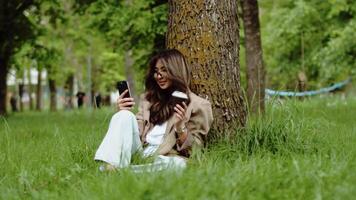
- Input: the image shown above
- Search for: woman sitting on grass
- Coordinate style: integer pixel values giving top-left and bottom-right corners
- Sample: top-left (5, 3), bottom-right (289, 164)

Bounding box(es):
top-left (94, 49), bottom-right (213, 171)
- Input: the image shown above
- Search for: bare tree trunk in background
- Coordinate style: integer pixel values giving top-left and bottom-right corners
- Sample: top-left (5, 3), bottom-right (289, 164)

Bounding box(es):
top-left (65, 74), bottom-right (74, 109)
top-left (0, 38), bottom-right (12, 115)
top-left (48, 78), bottom-right (57, 111)
top-left (27, 67), bottom-right (34, 110)
top-left (0, 57), bottom-right (8, 115)
top-left (63, 42), bottom-right (75, 109)
top-left (47, 65), bottom-right (57, 111)
top-left (124, 50), bottom-right (137, 102)
top-left (124, 0), bottom-right (137, 102)
top-left (297, 71), bottom-right (307, 100)
top-left (19, 82), bottom-right (24, 111)
top-left (167, 0), bottom-right (247, 133)
top-left (36, 68), bottom-right (42, 111)
top-left (86, 53), bottom-right (92, 108)
top-left (241, 0), bottom-right (265, 115)
top-left (297, 71), bottom-right (307, 92)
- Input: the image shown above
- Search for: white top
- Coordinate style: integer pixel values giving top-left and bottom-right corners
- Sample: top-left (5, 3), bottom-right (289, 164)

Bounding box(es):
top-left (142, 121), bottom-right (167, 157)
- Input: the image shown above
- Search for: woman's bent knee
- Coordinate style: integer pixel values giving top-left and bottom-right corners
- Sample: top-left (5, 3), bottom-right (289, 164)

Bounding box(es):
top-left (112, 110), bottom-right (136, 121)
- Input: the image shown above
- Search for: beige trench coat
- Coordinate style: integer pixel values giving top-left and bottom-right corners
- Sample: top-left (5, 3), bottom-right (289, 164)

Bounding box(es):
top-left (136, 91), bottom-right (213, 157)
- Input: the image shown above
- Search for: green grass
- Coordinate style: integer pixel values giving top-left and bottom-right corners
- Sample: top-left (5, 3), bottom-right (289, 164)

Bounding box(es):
top-left (1, 95), bottom-right (356, 199)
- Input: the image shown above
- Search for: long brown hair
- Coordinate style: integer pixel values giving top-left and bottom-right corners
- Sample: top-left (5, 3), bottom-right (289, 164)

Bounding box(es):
top-left (145, 49), bottom-right (191, 125)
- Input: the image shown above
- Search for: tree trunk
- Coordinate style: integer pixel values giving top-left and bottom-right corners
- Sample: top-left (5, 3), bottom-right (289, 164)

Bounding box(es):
top-left (36, 68), bottom-right (42, 111)
top-left (0, 37), bottom-right (12, 116)
top-left (241, 0), bottom-right (265, 115)
top-left (65, 74), bottom-right (74, 109)
top-left (27, 68), bottom-right (34, 110)
top-left (167, 0), bottom-right (247, 133)
top-left (86, 54), bottom-right (92, 108)
top-left (19, 83), bottom-right (24, 111)
top-left (48, 78), bottom-right (57, 111)
top-left (124, 0), bottom-right (137, 103)
top-left (0, 57), bottom-right (8, 116)
top-left (0, 3), bottom-right (9, 116)
top-left (124, 50), bottom-right (137, 102)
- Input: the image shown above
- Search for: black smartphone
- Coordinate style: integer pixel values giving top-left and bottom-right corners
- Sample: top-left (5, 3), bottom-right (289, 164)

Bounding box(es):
top-left (116, 81), bottom-right (131, 99)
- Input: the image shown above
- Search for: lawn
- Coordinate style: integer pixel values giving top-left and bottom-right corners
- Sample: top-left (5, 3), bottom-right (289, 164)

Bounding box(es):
top-left (1, 94), bottom-right (356, 199)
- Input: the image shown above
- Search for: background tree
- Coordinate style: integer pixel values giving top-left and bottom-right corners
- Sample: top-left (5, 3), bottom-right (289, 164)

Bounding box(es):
top-left (84, 0), bottom-right (168, 95)
top-left (240, 0), bottom-right (265, 114)
top-left (10, 0), bottom-right (65, 111)
top-left (0, 0), bottom-right (38, 115)
top-left (37, 1), bottom-right (63, 111)
top-left (11, 44), bottom-right (33, 112)
top-left (167, 0), bottom-right (247, 133)
top-left (33, 45), bottom-right (61, 111)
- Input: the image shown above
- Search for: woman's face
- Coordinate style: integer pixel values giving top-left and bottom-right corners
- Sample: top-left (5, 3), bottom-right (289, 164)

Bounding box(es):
top-left (154, 59), bottom-right (172, 90)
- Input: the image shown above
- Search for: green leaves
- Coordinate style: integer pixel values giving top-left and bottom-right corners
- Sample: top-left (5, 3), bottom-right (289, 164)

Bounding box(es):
top-left (260, 0), bottom-right (355, 89)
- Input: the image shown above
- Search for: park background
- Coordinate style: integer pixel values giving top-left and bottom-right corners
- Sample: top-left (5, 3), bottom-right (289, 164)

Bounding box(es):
top-left (1, 0), bottom-right (356, 199)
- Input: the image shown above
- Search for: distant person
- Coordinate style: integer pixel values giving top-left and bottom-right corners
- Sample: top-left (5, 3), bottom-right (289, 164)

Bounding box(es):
top-left (94, 49), bottom-right (214, 172)
top-left (95, 93), bottom-right (102, 108)
top-left (10, 94), bottom-right (18, 112)
top-left (76, 91), bottom-right (86, 108)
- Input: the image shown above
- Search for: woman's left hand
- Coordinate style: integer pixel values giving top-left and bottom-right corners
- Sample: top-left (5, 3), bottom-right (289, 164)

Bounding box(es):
top-left (174, 102), bottom-right (188, 129)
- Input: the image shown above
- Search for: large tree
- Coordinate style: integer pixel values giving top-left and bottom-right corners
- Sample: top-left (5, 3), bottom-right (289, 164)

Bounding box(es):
top-left (167, 0), bottom-right (247, 133)
top-left (0, 0), bottom-right (37, 115)
top-left (240, 0), bottom-right (265, 114)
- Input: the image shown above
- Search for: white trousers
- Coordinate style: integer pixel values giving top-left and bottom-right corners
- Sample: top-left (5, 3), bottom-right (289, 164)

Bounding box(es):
top-left (94, 110), bottom-right (186, 172)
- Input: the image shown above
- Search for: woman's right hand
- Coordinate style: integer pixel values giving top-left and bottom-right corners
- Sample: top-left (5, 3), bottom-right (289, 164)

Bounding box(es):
top-left (117, 90), bottom-right (135, 110)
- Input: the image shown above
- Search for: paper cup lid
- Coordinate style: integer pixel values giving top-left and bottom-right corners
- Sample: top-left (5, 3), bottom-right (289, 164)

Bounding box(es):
top-left (172, 91), bottom-right (188, 99)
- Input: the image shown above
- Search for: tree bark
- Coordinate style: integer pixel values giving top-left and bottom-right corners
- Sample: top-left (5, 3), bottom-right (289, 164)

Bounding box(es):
top-left (19, 82), bottom-right (24, 111)
top-left (0, 1), bottom-right (36, 115)
top-left (36, 68), bottom-right (42, 111)
top-left (124, 0), bottom-right (137, 103)
top-left (241, 0), bottom-right (265, 114)
top-left (0, 1), bottom-right (9, 116)
top-left (0, 57), bottom-right (8, 116)
top-left (27, 67), bottom-right (34, 110)
top-left (48, 78), bottom-right (57, 111)
top-left (167, 0), bottom-right (247, 133)
top-left (65, 74), bottom-right (74, 109)
top-left (124, 50), bottom-right (137, 102)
